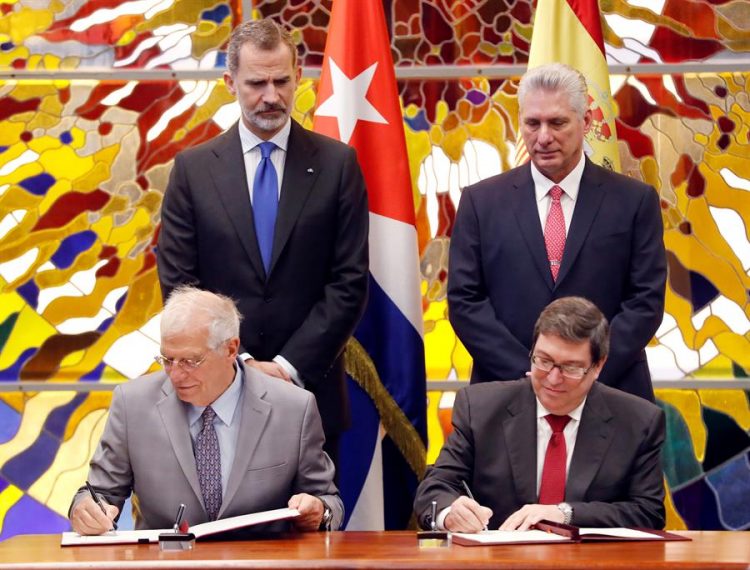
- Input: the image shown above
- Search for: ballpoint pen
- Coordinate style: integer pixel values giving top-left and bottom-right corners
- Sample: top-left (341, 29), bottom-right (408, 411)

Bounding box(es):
top-left (461, 480), bottom-right (488, 531)
top-left (173, 503), bottom-right (186, 533)
top-left (85, 481), bottom-right (117, 531)
top-left (430, 500), bottom-right (437, 531)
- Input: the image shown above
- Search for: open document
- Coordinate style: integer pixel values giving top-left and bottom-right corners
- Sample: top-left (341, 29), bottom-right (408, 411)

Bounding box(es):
top-left (451, 520), bottom-right (690, 546)
top-left (61, 507), bottom-right (300, 546)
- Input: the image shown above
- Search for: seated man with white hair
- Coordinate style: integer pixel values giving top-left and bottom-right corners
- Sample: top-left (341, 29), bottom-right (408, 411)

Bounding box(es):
top-left (69, 286), bottom-right (342, 534)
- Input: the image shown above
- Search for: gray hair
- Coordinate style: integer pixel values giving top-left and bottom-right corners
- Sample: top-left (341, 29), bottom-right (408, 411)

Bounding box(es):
top-left (518, 63), bottom-right (589, 118)
top-left (161, 286), bottom-right (242, 350)
top-left (226, 18), bottom-right (298, 76)
top-left (532, 296), bottom-right (610, 363)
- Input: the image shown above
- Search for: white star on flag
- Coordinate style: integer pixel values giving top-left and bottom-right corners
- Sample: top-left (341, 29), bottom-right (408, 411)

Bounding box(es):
top-left (315, 58), bottom-right (387, 144)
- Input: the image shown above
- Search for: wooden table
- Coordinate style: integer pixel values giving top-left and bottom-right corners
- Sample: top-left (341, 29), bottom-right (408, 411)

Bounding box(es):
top-left (1, 531), bottom-right (749, 570)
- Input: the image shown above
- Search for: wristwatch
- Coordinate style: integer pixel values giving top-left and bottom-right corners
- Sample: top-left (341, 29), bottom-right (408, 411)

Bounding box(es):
top-left (557, 502), bottom-right (573, 525)
top-left (319, 498), bottom-right (333, 531)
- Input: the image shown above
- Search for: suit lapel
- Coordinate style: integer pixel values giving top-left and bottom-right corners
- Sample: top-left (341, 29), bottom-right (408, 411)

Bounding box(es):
top-left (566, 383), bottom-right (614, 501)
top-left (220, 363), bottom-right (271, 517)
top-left (269, 120), bottom-right (320, 275)
top-left (511, 165), bottom-right (555, 291)
top-left (503, 383), bottom-right (538, 504)
top-left (209, 123), bottom-right (266, 278)
top-left (156, 377), bottom-right (205, 513)
top-left (556, 159), bottom-right (606, 285)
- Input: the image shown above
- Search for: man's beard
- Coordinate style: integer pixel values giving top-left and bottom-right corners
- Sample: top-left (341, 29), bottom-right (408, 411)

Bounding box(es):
top-left (244, 103), bottom-right (289, 133)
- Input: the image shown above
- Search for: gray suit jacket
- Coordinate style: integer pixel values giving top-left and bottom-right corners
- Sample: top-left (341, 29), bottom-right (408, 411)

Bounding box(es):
top-left (414, 380), bottom-right (665, 530)
top-left (70, 362), bottom-right (343, 531)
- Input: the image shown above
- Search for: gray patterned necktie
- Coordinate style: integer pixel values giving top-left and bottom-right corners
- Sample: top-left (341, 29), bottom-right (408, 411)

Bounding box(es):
top-left (195, 406), bottom-right (222, 520)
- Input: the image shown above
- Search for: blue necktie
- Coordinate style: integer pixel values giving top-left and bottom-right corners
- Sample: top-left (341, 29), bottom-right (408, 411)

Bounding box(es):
top-left (252, 141), bottom-right (279, 274)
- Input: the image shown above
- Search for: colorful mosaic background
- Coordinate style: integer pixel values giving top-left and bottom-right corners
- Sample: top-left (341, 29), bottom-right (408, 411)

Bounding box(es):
top-left (0, 0), bottom-right (748, 539)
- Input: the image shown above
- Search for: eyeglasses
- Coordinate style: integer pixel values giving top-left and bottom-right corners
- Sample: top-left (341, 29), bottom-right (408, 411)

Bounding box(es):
top-left (154, 354), bottom-right (208, 370)
top-left (530, 354), bottom-right (594, 380)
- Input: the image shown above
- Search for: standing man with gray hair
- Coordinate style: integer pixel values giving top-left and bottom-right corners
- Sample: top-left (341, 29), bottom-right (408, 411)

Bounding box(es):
top-left (415, 297), bottom-right (665, 532)
top-left (157, 19), bottom-right (369, 467)
top-left (448, 62), bottom-right (666, 401)
top-left (69, 287), bottom-right (343, 535)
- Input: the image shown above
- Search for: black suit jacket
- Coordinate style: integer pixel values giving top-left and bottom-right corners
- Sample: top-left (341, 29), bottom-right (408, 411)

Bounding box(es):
top-left (448, 160), bottom-right (666, 400)
top-left (157, 120), bottom-right (369, 434)
top-left (414, 380), bottom-right (666, 530)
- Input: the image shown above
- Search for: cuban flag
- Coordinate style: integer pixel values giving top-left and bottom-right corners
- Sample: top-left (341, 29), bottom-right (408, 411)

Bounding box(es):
top-left (313, 0), bottom-right (427, 530)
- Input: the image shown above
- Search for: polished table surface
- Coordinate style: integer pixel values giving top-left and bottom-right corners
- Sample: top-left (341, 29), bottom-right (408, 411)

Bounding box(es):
top-left (1, 531), bottom-right (749, 570)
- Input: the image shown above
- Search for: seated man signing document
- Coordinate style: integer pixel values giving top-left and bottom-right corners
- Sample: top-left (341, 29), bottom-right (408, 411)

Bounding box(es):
top-left (69, 287), bottom-right (342, 534)
top-left (415, 297), bottom-right (665, 532)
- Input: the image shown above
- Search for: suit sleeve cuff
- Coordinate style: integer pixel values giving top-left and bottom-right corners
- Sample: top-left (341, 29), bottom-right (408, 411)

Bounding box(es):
top-left (436, 506), bottom-right (451, 531)
top-left (274, 355), bottom-right (304, 387)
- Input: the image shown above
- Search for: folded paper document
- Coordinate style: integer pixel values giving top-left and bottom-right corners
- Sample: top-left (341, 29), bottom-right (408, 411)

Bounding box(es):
top-left (451, 520), bottom-right (689, 546)
top-left (61, 507), bottom-right (299, 546)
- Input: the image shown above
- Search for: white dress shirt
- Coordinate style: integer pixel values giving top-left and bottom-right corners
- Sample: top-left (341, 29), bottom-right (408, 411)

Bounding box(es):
top-left (238, 117), bottom-right (291, 202)
top-left (532, 152), bottom-right (586, 233)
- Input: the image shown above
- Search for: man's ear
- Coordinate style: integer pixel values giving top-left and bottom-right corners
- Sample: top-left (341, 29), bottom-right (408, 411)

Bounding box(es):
top-left (226, 337), bottom-right (240, 359)
top-left (223, 71), bottom-right (236, 97)
top-left (582, 108), bottom-right (593, 135)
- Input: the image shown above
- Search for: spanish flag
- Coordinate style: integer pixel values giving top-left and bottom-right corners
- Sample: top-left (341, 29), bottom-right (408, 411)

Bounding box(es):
top-left (516, 0), bottom-right (620, 172)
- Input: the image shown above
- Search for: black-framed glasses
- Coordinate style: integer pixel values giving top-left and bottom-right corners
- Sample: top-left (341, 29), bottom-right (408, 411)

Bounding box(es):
top-left (530, 354), bottom-right (594, 380)
top-left (154, 354), bottom-right (208, 370)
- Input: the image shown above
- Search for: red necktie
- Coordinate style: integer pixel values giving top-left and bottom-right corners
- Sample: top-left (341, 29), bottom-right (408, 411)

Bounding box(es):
top-left (538, 414), bottom-right (571, 504)
top-left (544, 185), bottom-right (566, 281)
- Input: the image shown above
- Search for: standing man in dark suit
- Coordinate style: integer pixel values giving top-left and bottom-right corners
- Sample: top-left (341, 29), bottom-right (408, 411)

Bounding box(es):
top-left (157, 19), bottom-right (369, 467)
top-left (448, 63), bottom-right (666, 401)
top-left (415, 297), bottom-right (665, 532)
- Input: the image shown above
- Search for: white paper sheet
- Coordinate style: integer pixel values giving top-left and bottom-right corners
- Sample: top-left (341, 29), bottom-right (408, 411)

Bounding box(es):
top-left (452, 529), bottom-right (570, 544)
top-left (61, 507), bottom-right (300, 546)
top-left (579, 528), bottom-right (661, 539)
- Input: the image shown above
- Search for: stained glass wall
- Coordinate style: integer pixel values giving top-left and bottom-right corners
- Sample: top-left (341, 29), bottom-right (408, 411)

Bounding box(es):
top-left (0, 1), bottom-right (748, 539)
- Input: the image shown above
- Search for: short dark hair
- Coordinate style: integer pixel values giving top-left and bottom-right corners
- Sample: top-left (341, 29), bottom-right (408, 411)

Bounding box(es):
top-left (226, 18), bottom-right (298, 76)
top-left (532, 297), bottom-right (610, 363)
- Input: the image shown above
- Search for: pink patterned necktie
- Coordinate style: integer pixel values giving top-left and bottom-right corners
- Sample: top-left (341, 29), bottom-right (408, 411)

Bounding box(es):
top-left (538, 414), bottom-right (571, 504)
top-left (195, 406), bottom-right (222, 520)
top-left (544, 185), bottom-right (566, 281)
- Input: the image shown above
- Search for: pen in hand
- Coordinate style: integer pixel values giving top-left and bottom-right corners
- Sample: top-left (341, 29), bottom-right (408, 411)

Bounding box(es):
top-left (85, 481), bottom-right (117, 531)
top-left (461, 480), bottom-right (488, 532)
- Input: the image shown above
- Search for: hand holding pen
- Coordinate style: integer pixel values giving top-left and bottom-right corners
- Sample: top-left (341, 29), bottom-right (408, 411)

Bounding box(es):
top-left (70, 481), bottom-right (119, 536)
top-left (442, 480), bottom-right (492, 534)
top-left (460, 480), bottom-right (489, 531)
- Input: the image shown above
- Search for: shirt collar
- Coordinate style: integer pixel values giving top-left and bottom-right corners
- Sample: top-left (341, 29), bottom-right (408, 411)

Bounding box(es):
top-left (535, 395), bottom-right (587, 423)
top-left (533, 152), bottom-right (586, 204)
top-left (187, 363), bottom-right (244, 428)
top-left (238, 117), bottom-right (291, 154)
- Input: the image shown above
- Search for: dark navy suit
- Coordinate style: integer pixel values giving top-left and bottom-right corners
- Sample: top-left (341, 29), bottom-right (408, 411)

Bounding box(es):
top-left (448, 159), bottom-right (666, 400)
top-left (157, 120), bottom-right (369, 442)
